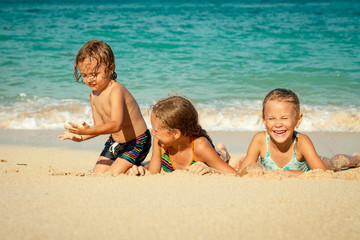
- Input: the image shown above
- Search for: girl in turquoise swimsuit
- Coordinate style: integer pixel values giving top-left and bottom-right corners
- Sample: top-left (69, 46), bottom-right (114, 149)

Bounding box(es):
top-left (129, 96), bottom-right (236, 176)
top-left (237, 88), bottom-right (360, 177)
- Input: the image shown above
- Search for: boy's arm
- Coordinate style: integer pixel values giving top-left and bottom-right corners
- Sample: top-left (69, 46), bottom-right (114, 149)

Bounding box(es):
top-left (147, 138), bottom-right (163, 174)
top-left (297, 134), bottom-right (326, 171)
top-left (69, 88), bottom-right (124, 135)
top-left (194, 138), bottom-right (237, 174)
top-left (237, 132), bottom-right (263, 176)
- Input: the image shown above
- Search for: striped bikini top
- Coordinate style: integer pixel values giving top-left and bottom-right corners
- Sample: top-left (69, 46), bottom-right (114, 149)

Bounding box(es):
top-left (261, 131), bottom-right (310, 171)
top-left (161, 137), bottom-right (197, 173)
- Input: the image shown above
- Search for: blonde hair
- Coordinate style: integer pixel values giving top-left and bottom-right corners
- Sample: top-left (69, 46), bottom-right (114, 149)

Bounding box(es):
top-left (74, 40), bottom-right (117, 82)
top-left (152, 96), bottom-right (215, 148)
top-left (262, 88), bottom-right (300, 118)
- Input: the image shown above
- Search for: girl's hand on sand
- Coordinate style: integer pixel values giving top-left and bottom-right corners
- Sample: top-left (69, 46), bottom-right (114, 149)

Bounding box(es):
top-left (245, 162), bottom-right (264, 177)
top-left (57, 131), bottom-right (83, 142)
top-left (186, 162), bottom-right (212, 175)
top-left (67, 121), bottom-right (90, 135)
top-left (128, 165), bottom-right (149, 176)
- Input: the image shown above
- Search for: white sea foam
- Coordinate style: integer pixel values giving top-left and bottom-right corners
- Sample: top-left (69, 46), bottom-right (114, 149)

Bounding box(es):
top-left (0, 96), bottom-right (359, 132)
top-left (0, 96), bottom-right (93, 130)
top-left (143, 100), bottom-right (360, 132)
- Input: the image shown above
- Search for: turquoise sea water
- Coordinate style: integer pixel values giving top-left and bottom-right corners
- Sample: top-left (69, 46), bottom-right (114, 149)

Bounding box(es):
top-left (1, 0), bottom-right (360, 131)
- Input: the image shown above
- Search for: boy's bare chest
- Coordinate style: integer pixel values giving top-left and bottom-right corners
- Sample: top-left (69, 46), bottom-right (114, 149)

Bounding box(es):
top-left (91, 94), bottom-right (111, 116)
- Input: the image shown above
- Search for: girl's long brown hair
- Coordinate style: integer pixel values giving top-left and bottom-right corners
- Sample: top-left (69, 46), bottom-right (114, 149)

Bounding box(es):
top-left (152, 96), bottom-right (215, 148)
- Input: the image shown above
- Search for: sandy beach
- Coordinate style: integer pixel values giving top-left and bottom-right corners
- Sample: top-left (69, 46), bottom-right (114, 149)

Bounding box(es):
top-left (1, 130), bottom-right (360, 240)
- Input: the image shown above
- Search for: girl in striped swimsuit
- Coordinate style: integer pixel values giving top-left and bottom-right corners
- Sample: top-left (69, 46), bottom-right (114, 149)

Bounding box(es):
top-left (129, 96), bottom-right (236, 176)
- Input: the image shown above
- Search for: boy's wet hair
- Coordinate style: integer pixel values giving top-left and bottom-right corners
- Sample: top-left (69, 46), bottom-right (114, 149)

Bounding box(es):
top-left (262, 88), bottom-right (300, 118)
top-left (151, 95), bottom-right (215, 148)
top-left (74, 40), bottom-right (117, 82)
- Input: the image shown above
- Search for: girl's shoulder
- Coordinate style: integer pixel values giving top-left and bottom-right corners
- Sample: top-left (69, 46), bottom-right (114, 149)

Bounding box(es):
top-left (193, 136), bottom-right (214, 151)
top-left (193, 136), bottom-right (210, 146)
top-left (250, 132), bottom-right (266, 153)
top-left (253, 131), bottom-right (266, 142)
top-left (255, 131), bottom-right (266, 137)
top-left (295, 132), bottom-right (314, 149)
top-left (294, 132), bottom-right (319, 160)
top-left (295, 132), bottom-right (311, 142)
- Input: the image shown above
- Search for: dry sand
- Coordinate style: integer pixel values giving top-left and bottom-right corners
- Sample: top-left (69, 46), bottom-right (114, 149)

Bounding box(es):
top-left (1, 130), bottom-right (360, 240)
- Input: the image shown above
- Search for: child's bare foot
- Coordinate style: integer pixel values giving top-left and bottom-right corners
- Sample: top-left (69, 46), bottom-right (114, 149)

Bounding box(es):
top-left (331, 154), bottom-right (360, 171)
top-left (352, 153), bottom-right (360, 167)
top-left (216, 143), bottom-right (231, 163)
top-left (320, 156), bottom-right (334, 171)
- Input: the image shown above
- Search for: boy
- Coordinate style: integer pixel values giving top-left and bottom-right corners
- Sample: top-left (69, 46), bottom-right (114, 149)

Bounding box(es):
top-left (58, 40), bottom-right (151, 174)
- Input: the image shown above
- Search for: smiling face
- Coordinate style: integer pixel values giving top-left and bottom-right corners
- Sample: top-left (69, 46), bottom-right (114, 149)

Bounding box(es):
top-left (263, 100), bottom-right (303, 144)
top-left (78, 57), bottom-right (113, 92)
top-left (150, 113), bottom-right (177, 147)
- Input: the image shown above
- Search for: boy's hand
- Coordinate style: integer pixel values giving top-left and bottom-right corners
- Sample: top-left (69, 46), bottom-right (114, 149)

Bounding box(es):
top-left (67, 121), bottom-right (90, 135)
top-left (128, 165), bottom-right (150, 176)
top-left (186, 162), bottom-right (212, 175)
top-left (57, 131), bottom-right (83, 142)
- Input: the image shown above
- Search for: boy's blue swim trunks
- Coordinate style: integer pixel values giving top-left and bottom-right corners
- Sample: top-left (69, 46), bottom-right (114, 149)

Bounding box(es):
top-left (100, 129), bottom-right (151, 166)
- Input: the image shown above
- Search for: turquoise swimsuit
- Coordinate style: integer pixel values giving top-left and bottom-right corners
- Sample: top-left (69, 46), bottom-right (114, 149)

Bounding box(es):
top-left (261, 131), bottom-right (310, 171)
